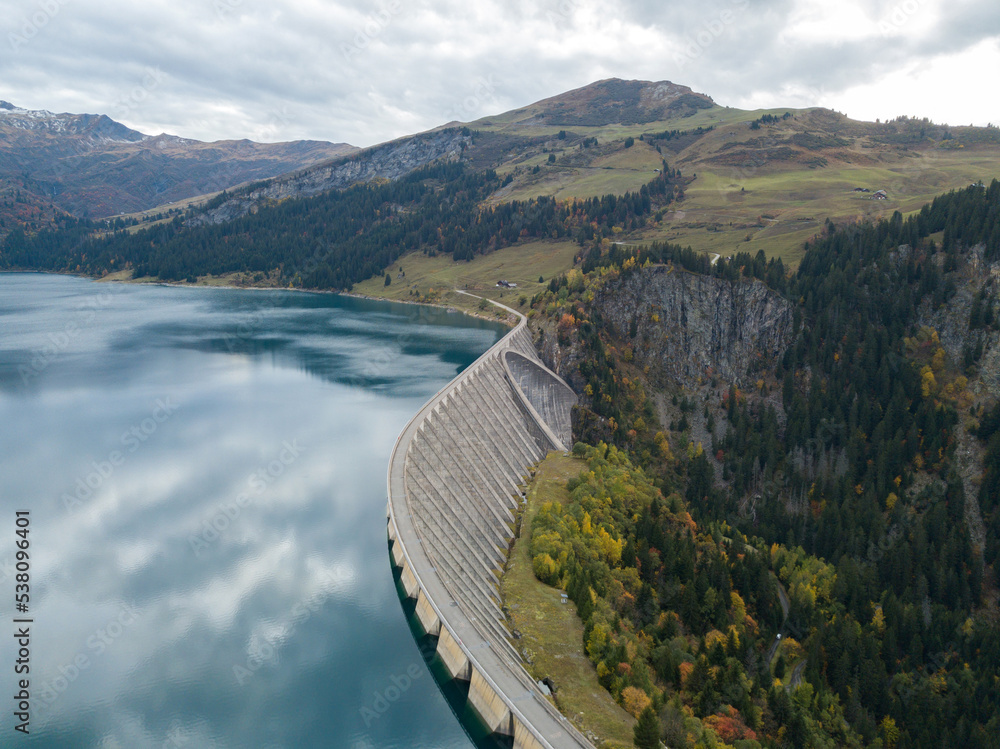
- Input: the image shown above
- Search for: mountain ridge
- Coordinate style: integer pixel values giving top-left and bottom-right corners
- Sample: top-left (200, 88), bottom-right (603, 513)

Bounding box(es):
top-left (0, 102), bottom-right (356, 226)
top-left (4, 77), bottom-right (1000, 269)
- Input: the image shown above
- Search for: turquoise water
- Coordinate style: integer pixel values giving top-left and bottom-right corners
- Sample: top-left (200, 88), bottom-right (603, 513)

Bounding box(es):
top-left (0, 273), bottom-right (508, 748)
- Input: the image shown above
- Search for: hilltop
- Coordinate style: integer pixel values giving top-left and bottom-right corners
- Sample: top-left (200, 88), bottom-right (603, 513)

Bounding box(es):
top-left (475, 78), bottom-right (716, 128)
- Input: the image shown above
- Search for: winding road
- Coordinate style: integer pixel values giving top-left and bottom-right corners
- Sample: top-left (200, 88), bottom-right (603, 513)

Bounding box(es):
top-left (788, 661), bottom-right (806, 690)
top-left (767, 575), bottom-right (805, 690)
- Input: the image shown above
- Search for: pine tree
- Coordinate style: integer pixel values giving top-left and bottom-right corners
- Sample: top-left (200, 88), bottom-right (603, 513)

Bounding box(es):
top-left (633, 705), bottom-right (660, 749)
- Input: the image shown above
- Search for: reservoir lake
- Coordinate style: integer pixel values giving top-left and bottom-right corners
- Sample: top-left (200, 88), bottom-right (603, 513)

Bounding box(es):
top-left (0, 273), bottom-right (510, 748)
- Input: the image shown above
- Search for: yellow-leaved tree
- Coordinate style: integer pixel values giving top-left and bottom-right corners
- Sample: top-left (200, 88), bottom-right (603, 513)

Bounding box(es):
top-left (621, 686), bottom-right (651, 718)
top-left (920, 365), bottom-right (937, 398)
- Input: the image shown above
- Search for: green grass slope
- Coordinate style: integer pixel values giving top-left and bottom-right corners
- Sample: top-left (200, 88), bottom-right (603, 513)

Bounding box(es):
top-left (460, 79), bottom-right (1000, 265)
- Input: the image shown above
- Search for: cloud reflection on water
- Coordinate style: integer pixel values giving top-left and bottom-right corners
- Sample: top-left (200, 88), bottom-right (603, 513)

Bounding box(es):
top-left (0, 274), bottom-right (504, 748)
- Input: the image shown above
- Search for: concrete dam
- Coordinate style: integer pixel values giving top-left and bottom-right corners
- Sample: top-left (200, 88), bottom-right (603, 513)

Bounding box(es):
top-left (386, 298), bottom-right (592, 749)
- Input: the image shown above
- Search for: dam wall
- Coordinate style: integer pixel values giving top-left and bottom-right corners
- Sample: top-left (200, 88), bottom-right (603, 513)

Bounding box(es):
top-left (386, 297), bottom-right (591, 749)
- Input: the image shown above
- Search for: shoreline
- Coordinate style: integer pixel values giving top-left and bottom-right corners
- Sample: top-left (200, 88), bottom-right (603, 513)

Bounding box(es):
top-left (338, 289), bottom-right (519, 326)
top-left (0, 269), bottom-right (517, 327)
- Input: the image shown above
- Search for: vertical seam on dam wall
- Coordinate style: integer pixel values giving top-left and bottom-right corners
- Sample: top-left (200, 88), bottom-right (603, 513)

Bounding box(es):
top-left (387, 296), bottom-right (593, 749)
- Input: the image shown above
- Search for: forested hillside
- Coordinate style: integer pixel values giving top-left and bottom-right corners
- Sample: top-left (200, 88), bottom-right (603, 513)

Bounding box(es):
top-left (0, 161), bottom-right (685, 288)
top-left (527, 181), bottom-right (1000, 748)
top-left (531, 441), bottom-right (859, 747)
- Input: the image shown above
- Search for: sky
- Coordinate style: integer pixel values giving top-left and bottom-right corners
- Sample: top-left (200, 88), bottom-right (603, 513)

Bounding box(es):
top-left (2, 0), bottom-right (999, 148)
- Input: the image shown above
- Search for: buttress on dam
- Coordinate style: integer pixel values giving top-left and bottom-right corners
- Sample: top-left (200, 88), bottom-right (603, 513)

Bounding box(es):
top-left (386, 298), bottom-right (593, 749)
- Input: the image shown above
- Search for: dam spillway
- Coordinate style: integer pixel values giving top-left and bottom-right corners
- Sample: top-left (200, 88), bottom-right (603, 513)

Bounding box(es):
top-left (386, 298), bottom-right (591, 749)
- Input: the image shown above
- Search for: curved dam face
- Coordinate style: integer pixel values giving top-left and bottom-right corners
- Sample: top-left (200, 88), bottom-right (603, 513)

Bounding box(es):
top-left (386, 300), bottom-right (592, 749)
top-left (502, 351), bottom-right (575, 451)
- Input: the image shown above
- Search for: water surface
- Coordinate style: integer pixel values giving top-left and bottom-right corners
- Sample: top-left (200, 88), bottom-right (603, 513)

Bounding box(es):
top-left (0, 273), bottom-right (507, 748)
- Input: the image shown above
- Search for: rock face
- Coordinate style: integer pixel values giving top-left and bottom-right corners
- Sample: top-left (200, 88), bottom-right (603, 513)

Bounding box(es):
top-left (188, 128), bottom-right (471, 226)
top-left (919, 244), bottom-right (1000, 394)
top-left (594, 265), bottom-right (794, 386)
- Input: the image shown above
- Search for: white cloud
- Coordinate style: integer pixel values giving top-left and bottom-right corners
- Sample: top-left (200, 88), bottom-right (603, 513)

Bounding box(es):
top-left (0, 0), bottom-right (996, 146)
top-left (779, 0), bottom-right (881, 45)
top-left (828, 37), bottom-right (1000, 126)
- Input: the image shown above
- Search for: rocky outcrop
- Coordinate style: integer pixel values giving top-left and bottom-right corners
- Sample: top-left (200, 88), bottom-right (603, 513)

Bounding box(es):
top-left (593, 265), bottom-right (794, 386)
top-left (187, 128), bottom-right (471, 226)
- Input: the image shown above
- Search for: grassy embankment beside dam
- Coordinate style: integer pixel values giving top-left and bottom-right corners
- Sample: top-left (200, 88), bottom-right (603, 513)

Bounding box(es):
top-left (501, 452), bottom-right (635, 749)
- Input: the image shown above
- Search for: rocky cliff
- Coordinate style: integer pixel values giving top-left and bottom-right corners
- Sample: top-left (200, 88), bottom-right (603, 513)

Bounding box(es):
top-left (913, 244), bottom-right (1000, 556)
top-left (918, 244), bottom-right (1000, 396)
top-left (187, 128), bottom-right (471, 226)
top-left (592, 265), bottom-right (794, 387)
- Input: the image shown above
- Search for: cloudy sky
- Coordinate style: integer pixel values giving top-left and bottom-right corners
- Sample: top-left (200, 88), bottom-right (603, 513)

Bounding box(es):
top-left (2, 0), bottom-right (999, 147)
